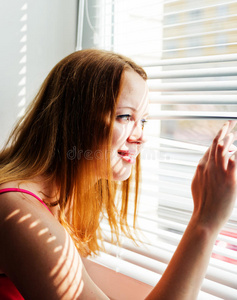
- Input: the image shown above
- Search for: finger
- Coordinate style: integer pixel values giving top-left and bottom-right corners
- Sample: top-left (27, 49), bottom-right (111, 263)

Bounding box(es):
top-left (227, 152), bottom-right (237, 179)
top-left (227, 120), bottom-right (237, 133)
top-left (219, 121), bottom-right (234, 140)
top-left (224, 131), bottom-right (237, 155)
top-left (198, 146), bottom-right (210, 166)
top-left (216, 133), bottom-right (235, 170)
top-left (210, 122), bottom-right (230, 161)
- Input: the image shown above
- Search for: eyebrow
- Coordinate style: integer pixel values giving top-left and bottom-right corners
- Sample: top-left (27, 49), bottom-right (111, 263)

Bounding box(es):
top-left (116, 106), bottom-right (136, 111)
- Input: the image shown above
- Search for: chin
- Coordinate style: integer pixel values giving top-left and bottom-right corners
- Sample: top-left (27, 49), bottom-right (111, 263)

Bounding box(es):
top-left (112, 168), bottom-right (132, 182)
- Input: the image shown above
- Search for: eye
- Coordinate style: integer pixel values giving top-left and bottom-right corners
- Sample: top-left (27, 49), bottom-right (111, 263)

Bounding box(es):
top-left (116, 114), bottom-right (133, 122)
top-left (141, 119), bottom-right (148, 129)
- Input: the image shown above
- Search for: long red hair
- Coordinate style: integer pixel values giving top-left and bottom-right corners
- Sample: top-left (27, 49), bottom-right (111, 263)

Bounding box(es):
top-left (0, 49), bottom-right (147, 256)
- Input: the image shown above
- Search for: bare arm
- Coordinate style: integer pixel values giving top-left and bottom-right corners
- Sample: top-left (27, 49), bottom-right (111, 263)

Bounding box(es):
top-left (0, 192), bottom-right (109, 300)
top-left (146, 121), bottom-right (237, 300)
top-left (0, 122), bottom-right (236, 300)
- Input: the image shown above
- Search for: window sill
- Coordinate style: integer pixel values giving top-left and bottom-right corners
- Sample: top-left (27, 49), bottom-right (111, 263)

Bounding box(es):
top-left (82, 257), bottom-right (152, 300)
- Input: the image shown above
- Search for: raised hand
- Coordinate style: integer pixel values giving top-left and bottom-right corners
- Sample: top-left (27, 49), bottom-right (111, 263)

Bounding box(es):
top-left (191, 121), bottom-right (237, 232)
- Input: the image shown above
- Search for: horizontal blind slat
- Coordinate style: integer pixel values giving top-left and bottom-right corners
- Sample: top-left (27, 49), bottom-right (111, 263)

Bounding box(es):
top-left (136, 214), bottom-right (237, 247)
top-left (213, 245), bottom-right (237, 261)
top-left (149, 94), bottom-right (237, 104)
top-left (148, 81), bottom-right (237, 91)
top-left (163, 13), bottom-right (237, 29)
top-left (149, 111), bottom-right (237, 120)
top-left (103, 241), bottom-right (237, 289)
top-left (163, 1), bottom-right (237, 17)
top-left (101, 223), bottom-right (237, 272)
top-left (146, 67), bottom-right (237, 79)
top-left (141, 54), bottom-right (237, 67)
top-left (162, 42), bottom-right (237, 54)
top-left (163, 28), bottom-right (237, 41)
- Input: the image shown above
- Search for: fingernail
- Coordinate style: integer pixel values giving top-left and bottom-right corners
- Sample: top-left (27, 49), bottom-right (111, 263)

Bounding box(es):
top-left (219, 140), bottom-right (224, 146)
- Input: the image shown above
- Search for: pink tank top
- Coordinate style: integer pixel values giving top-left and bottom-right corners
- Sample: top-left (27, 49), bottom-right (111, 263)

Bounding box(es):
top-left (0, 188), bottom-right (51, 299)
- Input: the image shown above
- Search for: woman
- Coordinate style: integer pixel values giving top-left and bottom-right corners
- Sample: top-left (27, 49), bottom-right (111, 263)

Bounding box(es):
top-left (0, 49), bottom-right (236, 299)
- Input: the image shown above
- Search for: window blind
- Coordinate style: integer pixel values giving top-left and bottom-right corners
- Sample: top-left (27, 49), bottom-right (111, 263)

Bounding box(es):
top-left (77, 0), bottom-right (237, 299)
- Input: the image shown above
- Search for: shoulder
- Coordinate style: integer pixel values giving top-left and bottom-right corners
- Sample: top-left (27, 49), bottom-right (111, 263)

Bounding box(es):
top-left (0, 178), bottom-right (58, 216)
top-left (0, 184), bottom-right (108, 299)
top-left (0, 185), bottom-right (62, 269)
top-left (0, 184), bottom-right (54, 236)
top-left (0, 186), bottom-right (77, 298)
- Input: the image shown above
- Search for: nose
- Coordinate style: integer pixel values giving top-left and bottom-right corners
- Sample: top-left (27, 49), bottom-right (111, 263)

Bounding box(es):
top-left (127, 121), bottom-right (147, 144)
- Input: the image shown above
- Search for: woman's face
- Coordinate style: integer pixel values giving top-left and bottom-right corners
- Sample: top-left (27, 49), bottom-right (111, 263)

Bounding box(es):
top-left (109, 69), bottom-right (149, 181)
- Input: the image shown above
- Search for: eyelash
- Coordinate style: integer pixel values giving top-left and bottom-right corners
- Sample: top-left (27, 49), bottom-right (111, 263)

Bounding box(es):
top-left (116, 114), bottom-right (133, 122)
top-left (116, 114), bottom-right (148, 129)
top-left (141, 119), bottom-right (147, 129)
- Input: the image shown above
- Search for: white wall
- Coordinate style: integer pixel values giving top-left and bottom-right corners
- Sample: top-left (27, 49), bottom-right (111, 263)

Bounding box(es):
top-left (0, 0), bottom-right (78, 146)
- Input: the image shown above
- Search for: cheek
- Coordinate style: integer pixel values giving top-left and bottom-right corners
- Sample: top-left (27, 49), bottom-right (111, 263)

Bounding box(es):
top-left (111, 124), bottom-right (127, 148)
top-left (111, 127), bottom-right (120, 146)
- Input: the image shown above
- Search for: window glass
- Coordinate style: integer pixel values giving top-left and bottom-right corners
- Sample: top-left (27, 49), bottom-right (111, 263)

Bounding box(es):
top-left (79, 1), bottom-right (237, 297)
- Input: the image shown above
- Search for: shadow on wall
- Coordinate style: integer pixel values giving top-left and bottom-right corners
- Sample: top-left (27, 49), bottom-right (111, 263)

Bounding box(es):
top-left (18, 2), bottom-right (28, 118)
top-left (0, 0), bottom-right (77, 148)
top-left (0, 1), bottom-right (29, 147)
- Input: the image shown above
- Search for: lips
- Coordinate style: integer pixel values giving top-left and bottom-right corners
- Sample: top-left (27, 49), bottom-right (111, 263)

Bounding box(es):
top-left (117, 150), bottom-right (137, 164)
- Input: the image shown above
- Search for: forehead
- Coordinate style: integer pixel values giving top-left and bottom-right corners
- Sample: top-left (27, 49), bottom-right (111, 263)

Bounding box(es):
top-left (117, 70), bottom-right (149, 114)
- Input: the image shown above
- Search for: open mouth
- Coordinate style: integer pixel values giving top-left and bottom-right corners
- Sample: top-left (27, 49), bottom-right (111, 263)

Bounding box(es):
top-left (117, 151), bottom-right (136, 164)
